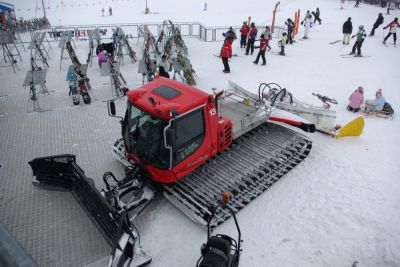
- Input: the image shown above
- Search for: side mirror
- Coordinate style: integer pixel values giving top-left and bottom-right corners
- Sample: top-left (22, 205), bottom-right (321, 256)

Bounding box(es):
top-left (165, 127), bottom-right (175, 148)
top-left (109, 100), bottom-right (116, 116)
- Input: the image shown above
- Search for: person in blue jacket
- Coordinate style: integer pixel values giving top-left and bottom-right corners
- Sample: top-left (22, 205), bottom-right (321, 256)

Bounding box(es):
top-left (365, 89), bottom-right (386, 113)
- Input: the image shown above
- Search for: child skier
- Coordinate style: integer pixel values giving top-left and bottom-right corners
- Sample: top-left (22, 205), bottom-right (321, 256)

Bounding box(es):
top-left (101, 8), bottom-right (105, 17)
top-left (263, 26), bottom-right (272, 50)
top-left (239, 21), bottom-right (250, 48)
top-left (369, 13), bottom-right (384, 36)
top-left (221, 40), bottom-right (232, 73)
top-left (245, 22), bottom-right (258, 55)
top-left (342, 17), bottom-right (353, 44)
top-left (253, 34), bottom-right (268, 65)
top-left (364, 89), bottom-right (386, 113)
top-left (350, 25), bottom-right (366, 56)
top-left (98, 50), bottom-right (108, 68)
top-left (279, 32), bottom-right (288, 56)
top-left (383, 17), bottom-right (400, 46)
top-left (223, 27), bottom-right (237, 45)
top-left (347, 86), bottom-right (364, 112)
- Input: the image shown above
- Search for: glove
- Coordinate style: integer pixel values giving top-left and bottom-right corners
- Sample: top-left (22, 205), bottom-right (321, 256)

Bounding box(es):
top-left (351, 35), bottom-right (355, 39)
top-left (383, 27), bottom-right (387, 30)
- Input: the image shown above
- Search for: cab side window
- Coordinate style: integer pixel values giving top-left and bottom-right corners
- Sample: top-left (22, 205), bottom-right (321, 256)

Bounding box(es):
top-left (173, 108), bottom-right (205, 165)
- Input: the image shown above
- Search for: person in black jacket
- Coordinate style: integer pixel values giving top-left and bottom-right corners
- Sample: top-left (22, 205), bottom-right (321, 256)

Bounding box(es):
top-left (342, 17), bottom-right (353, 45)
top-left (285, 18), bottom-right (295, 44)
top-left (369, 13), bottom-right (384, 36)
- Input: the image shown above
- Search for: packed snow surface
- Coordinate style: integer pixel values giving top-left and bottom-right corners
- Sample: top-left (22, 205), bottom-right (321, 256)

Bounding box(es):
top-left (6, 0), bottom-right (400, 266)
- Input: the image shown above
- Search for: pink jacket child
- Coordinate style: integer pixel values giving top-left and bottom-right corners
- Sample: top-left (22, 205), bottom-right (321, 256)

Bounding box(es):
top-left (98, 50), bottom-right (108, 68)
top-left (347, 86), bottom-right (364, 112)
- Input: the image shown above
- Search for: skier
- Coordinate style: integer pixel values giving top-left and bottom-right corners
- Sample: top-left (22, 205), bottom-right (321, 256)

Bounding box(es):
top-left (364, 89), bottom-right (386, 113)
top-left (279, 32), bottom-right (288, 56)
top-left (98, 50), bottom-right (108, 68)
top-left (204, 2), bottom-right (207, 11)
top-left (253, 34), bottom-right (268, 65)
top-left (109, 7), bottom-right (112, 16)
top-left (383, 17), bottom-right (400, 46)
top-left (342, 17), bottom-right (353, 45)
top-left (223, 27), bottom-right (237, 45)
top-left (101, 8), bottom-right (105, 17)
top-left (158, 66), bottom-right (170, 78)
top-left (347, 86), bottom-right (364, 112)
top-left (221, 40), bottom-right (232, 73)
top-left (386, 0), bottom-right (392, 15)
top-left (285, 18), bottom-right (294, 44)
top-left (245, 22), bottom-right (257, 55)
top-left (158, 55), bottom-right (171, 73)
top-left (313, 8), bottom-right (322, 25)
top-left (263, 26), bottom-right (272, 50)
top-left (239, 21), bottom-right (250, 48)
top-left (354, 0), bottom-right (360, 7)
top-left (350, 25), bottom-right (366, 56)
top-left (341, 0), bottom-right (345, 9)
top-left (302, 14), bottom-right (313, 39)
top-left (301, 10), bottom-right (311, 25)
top-left (369, 13), bottom-right (384, 36)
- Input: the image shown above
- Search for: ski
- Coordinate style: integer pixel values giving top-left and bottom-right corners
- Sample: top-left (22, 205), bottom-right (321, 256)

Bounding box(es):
top-left (339, 54), bottom-right (371, 58)
top-left (213, 53), bottom-right (238, 58)
top-left (329, 40), bottom-right (341, 44)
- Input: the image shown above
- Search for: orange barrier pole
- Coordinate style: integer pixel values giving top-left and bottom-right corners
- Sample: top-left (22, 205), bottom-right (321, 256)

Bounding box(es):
top-left (271, 8), bottom-right (277, 33)
top-left (247, 16), bottom-right (251, 25)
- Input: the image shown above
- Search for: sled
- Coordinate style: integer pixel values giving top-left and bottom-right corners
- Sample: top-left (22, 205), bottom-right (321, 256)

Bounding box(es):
top-left (334, 116), bottom-right (364, 139)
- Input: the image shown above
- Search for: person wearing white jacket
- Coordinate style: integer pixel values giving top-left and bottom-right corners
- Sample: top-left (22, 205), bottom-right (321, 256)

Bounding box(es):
top-left (303, 15), bottom-right (313, 39)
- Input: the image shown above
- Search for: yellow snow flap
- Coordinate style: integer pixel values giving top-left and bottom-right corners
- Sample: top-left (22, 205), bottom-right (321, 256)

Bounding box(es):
top-left (334, 116), bottom-right (364, 139)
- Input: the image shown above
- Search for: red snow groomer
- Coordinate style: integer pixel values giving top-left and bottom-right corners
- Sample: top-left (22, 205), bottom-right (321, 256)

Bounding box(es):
top-left (29, 78), bottom-right (313, 266)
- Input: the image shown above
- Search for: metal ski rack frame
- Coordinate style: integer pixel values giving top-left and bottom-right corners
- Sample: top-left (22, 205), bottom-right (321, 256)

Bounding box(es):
top-left (115, 27), bottom-right (137, 63)
top-left (101, 58), bottom-right (127, 97)
top-left (59, 31), bottom-right (76, 69)
top-left (86, 32), bottom-right (94, 66)
top-left (23, 63), bottom-right (51, 113)
top-left (29, 32), bottom-right (50, 68)
top-left (0, 30), bottom-right (21, 73)
top-left (137, 50), bottom-right (157, 85)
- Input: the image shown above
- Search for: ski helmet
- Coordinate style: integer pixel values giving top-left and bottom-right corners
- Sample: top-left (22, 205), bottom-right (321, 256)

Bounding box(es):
top-left (359, 25), bottom-right (364, 30)
top-left (282, 32), bottom-right (287, 36)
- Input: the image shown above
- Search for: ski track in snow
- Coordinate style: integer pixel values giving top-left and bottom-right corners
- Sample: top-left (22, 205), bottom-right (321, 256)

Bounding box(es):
top-left (3, 0), bottom-right (400, 267)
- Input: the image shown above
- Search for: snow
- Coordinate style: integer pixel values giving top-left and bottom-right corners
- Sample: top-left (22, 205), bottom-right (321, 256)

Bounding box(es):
top-left (6, 0), bottom-right (400, 266)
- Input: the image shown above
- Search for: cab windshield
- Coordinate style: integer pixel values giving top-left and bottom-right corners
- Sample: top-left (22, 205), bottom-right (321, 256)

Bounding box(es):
top-left (122, 103), bottom-right (169, 169)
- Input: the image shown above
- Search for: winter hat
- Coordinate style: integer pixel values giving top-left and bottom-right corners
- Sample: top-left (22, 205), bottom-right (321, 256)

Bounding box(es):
top-left (260, 34), bottom-right (265, 38)
top-left (376, 89), bottom-right (382, 96)
top-left (357, 86), bottom-right (364, 93)
top-left (348, 17), bottom-right (351, 21)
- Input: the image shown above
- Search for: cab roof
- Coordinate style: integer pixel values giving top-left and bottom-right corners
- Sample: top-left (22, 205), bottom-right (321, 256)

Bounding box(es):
top-left (126, 77), bottom-right (211, 120)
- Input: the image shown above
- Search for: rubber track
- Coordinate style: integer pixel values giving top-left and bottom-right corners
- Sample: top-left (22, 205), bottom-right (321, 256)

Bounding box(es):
top-left (163, 123), bottom-right (312, 228)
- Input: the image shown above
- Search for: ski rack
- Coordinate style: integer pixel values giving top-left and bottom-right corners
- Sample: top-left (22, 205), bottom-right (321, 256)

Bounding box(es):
top-left (117, 27), bottom-right (138, 63)
top-left (159, 20), bottom-right (188, 58)
top-left (171, 53), bottom-right (196, 86)
top-left (137, 49), bottom-right (157, 85)
top-left (0, 30), bottom-right (22, 73)
top-left (28, 154), bottom-right (152, 267)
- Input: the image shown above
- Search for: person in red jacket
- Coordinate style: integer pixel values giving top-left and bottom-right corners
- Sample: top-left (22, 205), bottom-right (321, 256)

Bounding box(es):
top-left (383, 17), bottom-right (400, 46)
top-left (221, 40), bottom-right (232, 73)
top-left (239, 21), bottom-right (250, 48)
top-left (253, 34), bottom-right (267, 65)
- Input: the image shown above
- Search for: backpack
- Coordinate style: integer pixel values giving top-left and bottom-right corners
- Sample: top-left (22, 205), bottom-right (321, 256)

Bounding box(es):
top-left (382, 102), bottom-right (394, 117)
